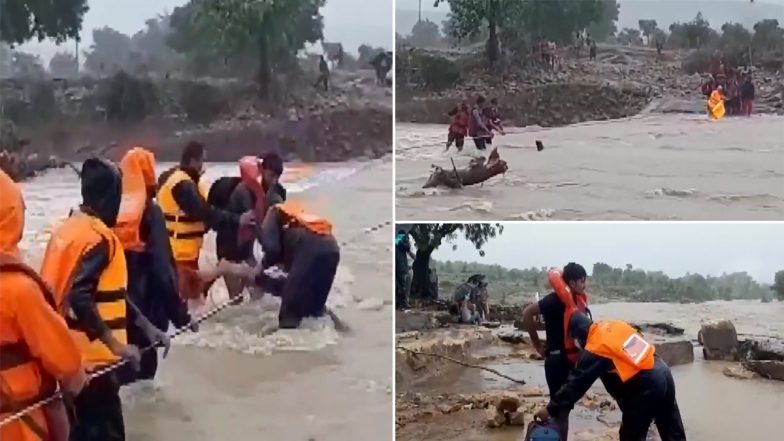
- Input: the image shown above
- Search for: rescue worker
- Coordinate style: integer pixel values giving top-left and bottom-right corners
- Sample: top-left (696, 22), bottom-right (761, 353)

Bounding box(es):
top-left (445, 101), bottom-right (469, 152)
top-left (520, 262), bottom-right (590, 441)
top-left (39, 158), bottom-right (169, 441)
top-left (214, 152), bottom-right (286, 302)
top-left (113, 147), bottom-right (193, 385)
top-left (255, 201), bottom-right (340, 328)
top-left (157, 141), bottom-right (254, 304)
top-left (0, 169), bottom-right (87, 441)
top-left (535, 313), bottom-right (687, 441)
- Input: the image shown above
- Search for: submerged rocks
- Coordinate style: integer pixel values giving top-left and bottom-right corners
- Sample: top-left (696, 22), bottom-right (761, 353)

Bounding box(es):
top-left (742, 361), bottom-right (784, 381)
top-left (699, 320), bottom-right (739, 361)
top-left (497, 330), bottom-right (528, 345)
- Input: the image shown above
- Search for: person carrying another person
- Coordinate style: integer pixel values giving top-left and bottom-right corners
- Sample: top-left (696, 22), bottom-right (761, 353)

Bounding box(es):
top-left (0, 169), bottom-right (87, 441)
top-left (254, 200), bottom-right (340, 329)
top-left (395, 230), bottom-right (415, 310)
top-left (157, 142), bottom-right (255, 307)
top-left (445, 101), bottom-right (470, 152)
top-left (468, 96), bottom-right (493, 152)
top-left (39, 158), bottom-right (171, 441)
top-left (520, 262), bottom-right (590, 440)
top-left (112, 147), bottom-right (194, 386)
top-left (452, 275), bottom-right (483, 324)
top-left (209, 153), bottom-right (287, 304)
top-left (535, 313), bottom-right (686, 441)
top-left (740, 73), bottom-right (755, 117)
top-left (707, 85), bottom-right (726, 120)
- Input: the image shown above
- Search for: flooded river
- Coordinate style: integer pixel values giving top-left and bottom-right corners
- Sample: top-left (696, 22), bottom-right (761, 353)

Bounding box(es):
top-left (397, 300), bottom-right (784, 441)
top-left (395, 114), bottom-right (784, 220)
top-left (18, 158), bottom-right (394, 440)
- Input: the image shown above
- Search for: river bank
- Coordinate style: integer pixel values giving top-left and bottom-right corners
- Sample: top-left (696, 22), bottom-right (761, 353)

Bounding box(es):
top-left (396, 300), bottom-right (784, 441)
top-left (18, 158), bottom-right (394, 440)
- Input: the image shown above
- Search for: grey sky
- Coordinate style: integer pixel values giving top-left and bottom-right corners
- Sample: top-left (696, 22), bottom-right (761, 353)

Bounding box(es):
top-left (19, 0), bottom-right (392, 62)
top-left (430, 223), bottom-right (784, 284)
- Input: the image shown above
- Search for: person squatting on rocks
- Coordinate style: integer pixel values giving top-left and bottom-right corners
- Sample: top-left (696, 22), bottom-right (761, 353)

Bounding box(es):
top-left (535, 313), bottom-right (687, 441)
top-left (39, 158), bottom-right (171, 441)
top-left (210, 152), bottom-right (287, 304)
top-left (254, 200), bottom-right (341, 329)
top-left (521, 262), bottom-right (590, 440)
top-left (451, 275), bottom-right (486, 325)
top-left (395, 230), bottom-right (415, 309)
top-left (157, 142), bottom-right (255, 308)
top-left (445, 101), bottom-right (470, 152)
top-left (0, 169), bottom-right (88, 441)
top-left (112, 148), bottom-right (193, 386)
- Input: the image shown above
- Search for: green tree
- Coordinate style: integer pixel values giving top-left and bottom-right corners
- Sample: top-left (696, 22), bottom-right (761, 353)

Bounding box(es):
top-left (408, 223), bottom-right (503, 299)
top-left (587, 0), bottom-right (619, 42)
top-left (0, 0), bottom-right (88, 45)
top-left (752, 19), bottom-right (784, 51)
top-left (10, 51), bottom-right (45, 78)
top-left (49, 51), bottom-right (78, 78)
top-left (773, 271), bottom-right (784, 300)
top-left (638, 19), bottom-right (658, 40)
top-left (409, 19), bottom-right (441, 47)
top-left (83, 27), bottom-right (135, 75)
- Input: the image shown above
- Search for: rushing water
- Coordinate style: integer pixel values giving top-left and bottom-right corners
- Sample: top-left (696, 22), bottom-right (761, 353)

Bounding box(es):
top-left (396, 114), bottom-right (784, 220)
top-left (17, 159), bottom-right (395, 440)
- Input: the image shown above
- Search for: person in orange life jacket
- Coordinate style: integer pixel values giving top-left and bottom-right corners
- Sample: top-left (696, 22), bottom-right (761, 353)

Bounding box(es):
top-left (157, 142), bottom-right (255, 302)
top-left (214, 152), bottom-right (287, 303)
top-left (0, 169), bottom-right (87, 441)
top-left (113, 148), bottom-right (193, 386)
top-left (535, 313), bottom-right (687, 441)
top-left (520, 262), bottom-right (589, 441)
top-left (39, 158), bottom-right (169, 441)
top-left (255, 202), bottom-right (340, 329)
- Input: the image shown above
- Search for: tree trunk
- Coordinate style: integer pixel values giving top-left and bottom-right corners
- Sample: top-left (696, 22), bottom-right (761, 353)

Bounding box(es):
top-left (423, 147), bottom-right (509, 189)
top-left (411, 247), bottom-right (435, 300)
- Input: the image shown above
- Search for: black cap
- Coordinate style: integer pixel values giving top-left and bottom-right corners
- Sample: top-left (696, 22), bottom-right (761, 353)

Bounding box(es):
top-left (260, 152), bottom-right (284, 176)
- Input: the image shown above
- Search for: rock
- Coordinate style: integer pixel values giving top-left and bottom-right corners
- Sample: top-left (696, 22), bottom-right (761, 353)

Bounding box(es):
top-left (653, 340), bottom-right (694, 366)
top-left (508, 411), bottom-right (525, 426)
top-left (700, 320), bottom-right (739, 361)
top-left (742, 361), bottom-right (784, 381)
top-left (485, 408), bottom-right (505, 428)
top-left (496, 396), bottom-right (521, 413)
top-left (521, 386), bottom-right (545, 397)
top-left (738, 337), bottom-right (784, 361)
top-left (722, 364), bottom-right (758, 380)
top-left (357, 298), bottom-right (385, 311)
top-left (395, 311), bottom-right (437, 333)
top-left (632, 322), bottom-right (685, 336)
top-left (497, 330), bottom-right (528, 345)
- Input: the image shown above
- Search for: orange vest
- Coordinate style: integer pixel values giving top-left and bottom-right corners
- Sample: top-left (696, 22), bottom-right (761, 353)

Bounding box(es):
top-left (114, 147), bottom-right (156, 252)
top-left (0, 254), bottom-right (58, 441)
top-left (39, 213), bottom-right (128, 370)
top-left (157, 169), bottom-right (209, 262)
top-left (276, 201), bottom-right (333, 236)
top-left (547, 268), bottom-right (588, 365)
top-left (585, 320), bottom-right (656, 382)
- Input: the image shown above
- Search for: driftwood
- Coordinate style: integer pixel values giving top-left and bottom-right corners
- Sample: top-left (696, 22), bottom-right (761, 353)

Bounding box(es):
top-left (423, 147), bottom-right (509, 189)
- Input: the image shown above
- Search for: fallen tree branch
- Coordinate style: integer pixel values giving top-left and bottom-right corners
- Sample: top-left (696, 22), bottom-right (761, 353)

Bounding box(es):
top-left (395, 345), bottom-right (526, 384)
top-left (423, 147), bottom-right (509, 189)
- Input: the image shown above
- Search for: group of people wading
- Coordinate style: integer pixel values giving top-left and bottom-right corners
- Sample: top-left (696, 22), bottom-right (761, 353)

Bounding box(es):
top-left (702, 66), bottom-right (756, 120)
top-left (445, 95), bottom-right (505, 153)
top-left (520, 263), bottom-right (687, 441)
top-left (0, 141), bottom-right (340, 441)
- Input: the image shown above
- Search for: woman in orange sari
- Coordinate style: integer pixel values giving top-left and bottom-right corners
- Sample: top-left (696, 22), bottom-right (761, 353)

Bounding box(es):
top-left (707, 85), bottom-right (725, 120)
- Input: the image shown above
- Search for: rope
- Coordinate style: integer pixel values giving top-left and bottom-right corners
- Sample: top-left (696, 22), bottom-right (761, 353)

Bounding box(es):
top-left (395, 346), bottom-right (527, 385)
top-left (1, 219), bottom-right (392, 427)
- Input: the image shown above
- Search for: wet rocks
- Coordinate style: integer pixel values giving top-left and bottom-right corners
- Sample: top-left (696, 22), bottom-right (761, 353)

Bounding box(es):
top-left (486, 393), bottom-right (525, 428)
top-left (488, 304), bottom-right (526, 323)
top-left (722, 365), bottom-right (759, 380)
top-left (699, 320), bottom-right (739, 361)
top-left (741, 361), bottom-right (784, 381)
top-left (652, 340), bottom-right (695, 366)
top-left (497, 330), bottom-right (528, 345)
top-left (632, 322), bottom-right (685, 336)
top-left (396, 311), bottom-right (438, 332)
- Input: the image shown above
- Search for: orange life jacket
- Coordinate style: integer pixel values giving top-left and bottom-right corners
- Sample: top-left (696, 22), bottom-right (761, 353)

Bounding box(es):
top-left (114, 147), bottom-right (156, 252)
top-left (547, 268), bottom-right (588, 365)
top-left (276, 201), bottom-right (333, 236)
top-left (585, 320), bottom-right (656, 382)
top-left (0, 253), bottom-right (59, 441)
top-left (39, 212), bottom-right (128, 370)
top-left (237, 156), bottom-right (267, 244)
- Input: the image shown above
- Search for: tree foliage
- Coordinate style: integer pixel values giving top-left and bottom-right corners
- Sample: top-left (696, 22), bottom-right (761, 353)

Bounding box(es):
top-left (434, 260), bottom-right (774, 303)
top-left (10, 51), bottom-right (45, 78)
top-left (83, 27), bottom-right (135, 75)
top-left (668, 12), bottom-right (718, 49)
top-left (49, 51), bottom-right (78, 78)
top-left (774, 271), bottom-right (784, 301)
top-left (587, 0), bottom-right (619, 42)
top-left (638, 19), bottom-right (658, 39)
top-left (0, 0), bottom-right (88, 45)
top-left (409, 19), bottom-right (441, 47)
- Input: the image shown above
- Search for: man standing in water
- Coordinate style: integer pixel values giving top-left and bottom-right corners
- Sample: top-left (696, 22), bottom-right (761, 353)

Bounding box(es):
top-left (740, 73), bottom-right (755, 117)
top-left (468, 96), bottom-right (492, 152)
top-left (520, 262), bottom-right (590, 441)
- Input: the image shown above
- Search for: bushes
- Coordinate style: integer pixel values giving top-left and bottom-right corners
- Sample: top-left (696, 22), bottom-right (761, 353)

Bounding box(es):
top-left (414, 53), bottom-right (461, 91)
top-left (178, 81), bottom-right (227, 124)
top-left (682, 49), bottom-right (717, 74)
top-left (97, 71), bottom-right (159, 122)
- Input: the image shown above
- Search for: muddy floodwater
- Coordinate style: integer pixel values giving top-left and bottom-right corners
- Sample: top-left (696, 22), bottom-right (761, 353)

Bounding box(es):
top-left (397, 300), bottom-right (784, 441)
top-left (19, 158), bottom-right (394, 440)
top-left (395, 114), bottom-right (784, 220)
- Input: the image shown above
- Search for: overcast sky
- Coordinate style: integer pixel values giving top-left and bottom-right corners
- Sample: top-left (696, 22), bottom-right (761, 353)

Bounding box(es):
top-left (19, 0), bottom-right (392, 62)
top-left (428, 223), bottom-right (784, 284)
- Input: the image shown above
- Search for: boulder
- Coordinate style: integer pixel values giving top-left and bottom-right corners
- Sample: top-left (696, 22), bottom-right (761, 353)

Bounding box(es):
top-left (742, 361), bottom-right (784, 381)
top-left (498, 330), bottom-right (528, 345)
top-left (699, 320), bottom-right (738, 361)
top-left (653, 340), bottom-right (694, 366)
top-left (395, 311), bottom-right (436, 333)
top-left (722, 365), bottom-right (758, 380)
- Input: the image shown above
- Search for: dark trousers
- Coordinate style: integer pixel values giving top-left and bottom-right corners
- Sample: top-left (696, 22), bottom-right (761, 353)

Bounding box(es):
top-left (545, 352), bottom-right (572, 441)
top-left (618, 358), bottom-right (686, 441)
top-left (278, 235), bottom-right (340, 328)
top-left (69, 373), bottom-right (124, 441)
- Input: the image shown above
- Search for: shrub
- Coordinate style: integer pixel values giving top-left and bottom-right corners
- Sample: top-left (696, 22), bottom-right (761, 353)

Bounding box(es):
top-left (97, 71), bottom-right (159, 122)
top-left (178, 81), bottom-right (227, 124)
top-left (414, 53), bottom-right (461, 91)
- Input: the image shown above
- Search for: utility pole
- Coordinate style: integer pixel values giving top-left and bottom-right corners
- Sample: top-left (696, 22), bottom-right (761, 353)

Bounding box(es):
top-left (418, 0), bottom-right (422, 23)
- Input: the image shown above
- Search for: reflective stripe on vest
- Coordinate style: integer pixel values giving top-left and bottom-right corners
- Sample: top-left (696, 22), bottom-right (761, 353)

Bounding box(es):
top-left (584, 320), bottom-right (656, 383)
top-left (276, 201), bottom-right (333, 236)
top-left (157, 169), bottom-right (208, 261)
top-left (39, 213), bottom-right (128, 370)
top-left (547, 268), bottom-right (589, 365)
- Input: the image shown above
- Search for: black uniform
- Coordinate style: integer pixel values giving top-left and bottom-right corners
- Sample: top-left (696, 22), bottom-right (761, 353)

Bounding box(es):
top-left (538, 292), bottom-right (574, 436)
